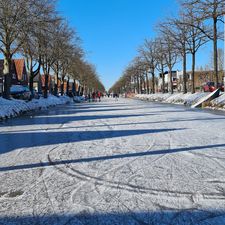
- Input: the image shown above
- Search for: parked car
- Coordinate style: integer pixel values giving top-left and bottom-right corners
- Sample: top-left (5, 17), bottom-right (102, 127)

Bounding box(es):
top-left (218, 83), bottom-right (224, 92)
top-left (202, 82), bottom-right (224, 92)
top-left (10, 85), bottom-right (31, 100)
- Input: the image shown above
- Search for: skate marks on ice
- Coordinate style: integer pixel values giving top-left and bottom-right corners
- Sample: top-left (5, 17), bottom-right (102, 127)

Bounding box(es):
top-left (47, 145), bottom-right (225, 224)
top-left (1, 99), bottom-right (225, 224)
top-left (1, 142), bottom-right (225, 172)
top-left (0, 127), bottom-right (183, 154)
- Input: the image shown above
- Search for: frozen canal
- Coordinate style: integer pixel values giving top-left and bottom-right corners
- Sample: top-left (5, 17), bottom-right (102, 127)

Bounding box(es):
top-left (1, 98), bottom-right (225, 225)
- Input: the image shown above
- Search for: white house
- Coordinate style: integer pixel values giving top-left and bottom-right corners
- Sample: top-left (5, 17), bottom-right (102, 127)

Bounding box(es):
top-left (158, 71), bottom-right (178, 92)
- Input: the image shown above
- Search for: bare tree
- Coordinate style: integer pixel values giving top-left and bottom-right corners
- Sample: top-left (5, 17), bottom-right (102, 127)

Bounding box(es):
top-left (139, 39), bottom-right (158, 94)
top-left (21, 1), bottom-right (57, 97)
top-left (181, 0), bottom-right (225, 88)
top-left (51, 21), bottom-right (80, 96)
top-left (130, 57), bottom-right (148, 94)
top-left (77, 62), bottom-right (105, 95)
top-left (0, 0), bottom-right (57, 98)
top-left (171, 20), bottom-right (188, 93)
top-left (179, 5), bottom-right (209, 93)
top-left (0, 0), bottom-right (32, 98)
top-left (22, 32), bottom-right (42, 97)
top-left (155, 38), bottom-right (167, 93)
top-left (39, 16), bottom-right (66, 98)
top-left (67, 51), bottom-right (84, 96)
top-left (159, 31), bottom-right (178, 94)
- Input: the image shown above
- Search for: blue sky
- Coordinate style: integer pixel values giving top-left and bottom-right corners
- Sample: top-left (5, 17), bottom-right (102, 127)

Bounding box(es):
top-left (57, 0), bottom-right (223, 90)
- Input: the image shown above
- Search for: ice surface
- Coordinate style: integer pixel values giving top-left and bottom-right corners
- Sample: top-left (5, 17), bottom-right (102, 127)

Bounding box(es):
top-left (0, 98), bottom-right (225, 224)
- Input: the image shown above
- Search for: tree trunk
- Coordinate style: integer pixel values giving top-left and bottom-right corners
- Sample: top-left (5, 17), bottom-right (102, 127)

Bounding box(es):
top-left (183, 52), bottom-right (187, 94)
top-left (28, 58), bottom-right (34, 97)
top-left (169, 67), bottom-right (173, 94)
top-left (137, 76), bottom-right (140, 94)
top-left (152, 72), bottom-right (155, 94)
top-left (134, 77), bottom-right (137, 94)
top-left (61, 77), bottom-right (65, 96)
top-left (54, 70), bottom-right (59, 96)
top-left (191, 52), bottom-right (196, 94)
top-left (139, 75), bottom-right (142, 94)
top-left (66, 79), bottom-right (69, 95)
top-left (38, 75), bottom-right (42, 94)
top-left (44, 74), bottom-right (48, 98)
top-left (143, 76), bottom-right (146, 93)
top-left (3, 57), bottom-right (12, 99)
top-left (29, 74), bottom-right (34, 97)
top-left (27, 57), bottom-right (41, 98)
top-left (145, 71), bottom-right (149, 94)
top-left (53, 83), bottom-right (57, 96)
top-left (77, 85), bottom-right (81, 96)
top-left (72, 79), bottom-right (76, 95)
top-left (161, 65), bottom-right (165, 94)
top-left (213, 17), bottom-right (218, 87)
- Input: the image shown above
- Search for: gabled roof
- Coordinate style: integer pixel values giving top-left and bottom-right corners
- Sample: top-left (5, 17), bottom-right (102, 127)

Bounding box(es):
top-left (14, 59), bottom-right (26, 80)
top-left (0, 59), bottom-right (26, 80)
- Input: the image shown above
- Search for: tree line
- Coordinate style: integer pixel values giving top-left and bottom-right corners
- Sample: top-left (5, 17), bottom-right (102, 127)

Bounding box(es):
top-left (0, 0), bottom-right (105, 99)
top-left (110, 0), bottom-right (224, 95)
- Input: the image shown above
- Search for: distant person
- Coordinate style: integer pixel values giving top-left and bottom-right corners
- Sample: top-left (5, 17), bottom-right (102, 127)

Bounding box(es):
top-left (115, 93), bottom-right (119, 101)
top-left (97, 91), bottom-right (101, 102)
top-left (92, 92), bottom-right (96, 102)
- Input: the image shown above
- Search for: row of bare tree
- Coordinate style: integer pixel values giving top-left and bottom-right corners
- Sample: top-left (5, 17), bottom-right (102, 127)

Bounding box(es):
top-left (110, 0), bottom-right (224, 95)
top-left (0, 0), bottom-right (105, 99)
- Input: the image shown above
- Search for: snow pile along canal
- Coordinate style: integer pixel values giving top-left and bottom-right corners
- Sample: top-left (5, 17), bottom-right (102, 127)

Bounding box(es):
top-left (0, 95), bottom-right (70, 120)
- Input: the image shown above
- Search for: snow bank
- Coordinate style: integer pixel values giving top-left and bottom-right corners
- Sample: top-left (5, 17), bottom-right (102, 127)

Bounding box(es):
top-left (73, 96), bottom-right (85, 103)
top-left (0, 95), bottom-right (70, 120)
top-left (211, 93), bottom-right (225, 108)
top-left (135, 92), bottom-right (208, 106)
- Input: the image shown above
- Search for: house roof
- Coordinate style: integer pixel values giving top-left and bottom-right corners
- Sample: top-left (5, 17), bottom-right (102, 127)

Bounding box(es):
top-left (0, 59), bottom-right (26, 80)
top-left (14, 59), bottom-right (26, 80)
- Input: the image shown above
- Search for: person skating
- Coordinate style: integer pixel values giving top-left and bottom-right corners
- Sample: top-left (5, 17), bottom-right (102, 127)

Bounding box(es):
top-left (97, 91), bottom-right (101, 102)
